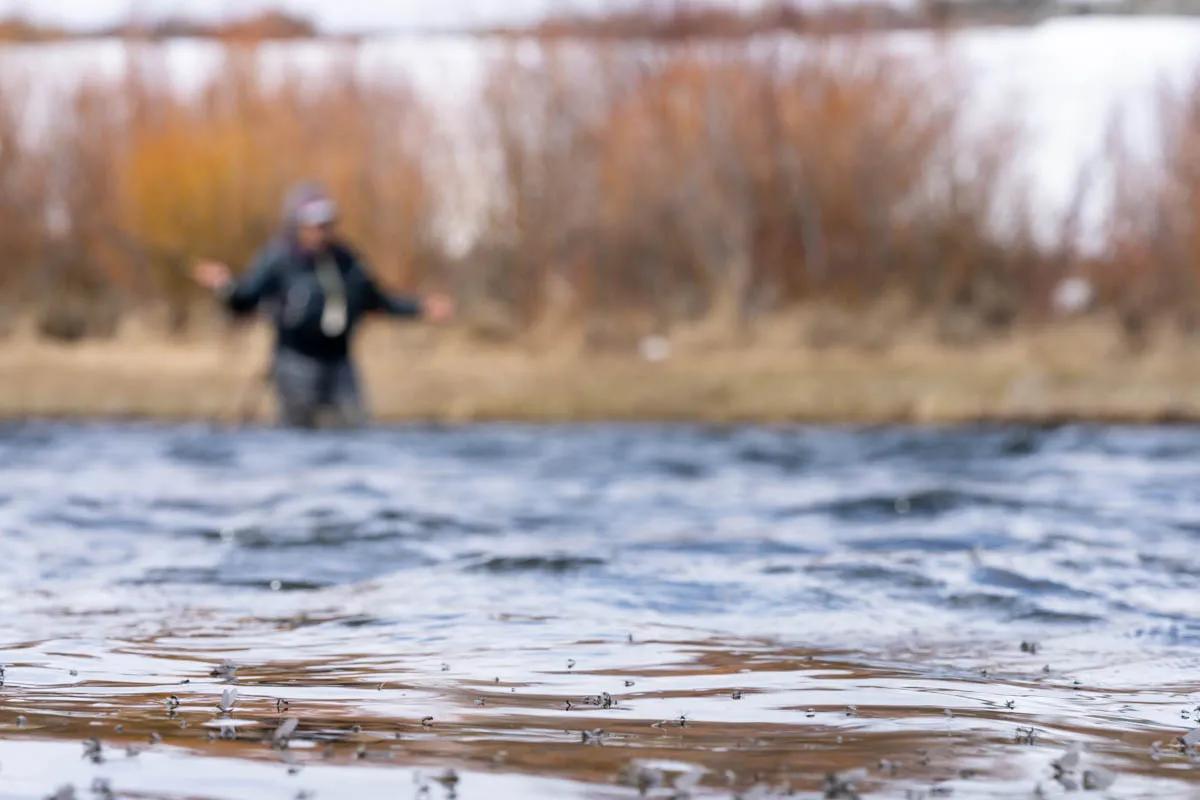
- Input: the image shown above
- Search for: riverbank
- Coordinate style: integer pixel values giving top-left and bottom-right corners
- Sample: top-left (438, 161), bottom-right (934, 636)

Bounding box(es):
top-left (1, 315), bottom-right (1199, 424)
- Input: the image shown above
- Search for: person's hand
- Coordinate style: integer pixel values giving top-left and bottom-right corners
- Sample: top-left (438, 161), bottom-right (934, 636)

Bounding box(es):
top-left (422, 293), bottom-right (455, 324)
top-left (192, 260), bottom-right (233, 292)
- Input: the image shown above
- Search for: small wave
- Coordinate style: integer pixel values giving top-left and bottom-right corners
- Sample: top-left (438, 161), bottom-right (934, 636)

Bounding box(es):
top-left (1138, 553), bottom-right (1200, 577)
top-left (649, 458), bottom-right (708, 479)
top-left (448, 438), bottom-right (522, 461)
top-left (467, 555), bottom-right (606, 574)
top-left (66, 494), bottom-right (105, 510)
top-left (333, 480), bottom-right (389, 500)
top-left (164, 436), bottom-right (238, 467)
top-left (35, 510), bottom-right (153, 533)
top-left (973, 566), bottom-right (1093, 598)
top-left (735, 444), bottom-right (812, 472)
top-left (851, 535), bottom-right (978, 553)
top-left (1016, 608), bottom-right (1105, 624)
top-left (225, 524), bottom-right (365, 549)
top-left (943, 591), bottom-right (1103, 624)
top-left (0, 421), bottom-right (57, 447)
top-left (777, 488), bottom-right (1020, 522)
top-left (376, 510), bottom-right (499, 535)
top-left (945, 591), bottom-right (1026, 612)
top-left (128, 567), bottom-right (330, 591)
top-left (806, 563), bottom-right (941, 589)
top-left (150, 497), bottom-right (225, 514)
top-left (998, 430), bottom-right (1041, 456)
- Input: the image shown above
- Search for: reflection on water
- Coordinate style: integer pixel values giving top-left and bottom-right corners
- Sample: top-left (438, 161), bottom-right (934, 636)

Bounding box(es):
top-left (1, 423), bottom-right (1199, 798)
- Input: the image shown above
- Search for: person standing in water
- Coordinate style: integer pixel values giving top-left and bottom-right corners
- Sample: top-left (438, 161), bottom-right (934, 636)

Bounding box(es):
top-left (193, 183), bottom-right (453, 428)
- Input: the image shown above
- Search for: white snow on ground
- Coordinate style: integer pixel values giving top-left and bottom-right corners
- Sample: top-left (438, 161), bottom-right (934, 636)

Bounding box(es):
top-left (1, 17), bottom-right (1198, 245)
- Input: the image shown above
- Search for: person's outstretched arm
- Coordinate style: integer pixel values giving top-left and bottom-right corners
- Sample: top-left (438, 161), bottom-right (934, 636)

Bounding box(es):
top-left (360, 260), bottom-right (454, 322)
top-left (364, 276), bottom-right (424, 318)
top-left (193, 247), bottom-right (282, 314)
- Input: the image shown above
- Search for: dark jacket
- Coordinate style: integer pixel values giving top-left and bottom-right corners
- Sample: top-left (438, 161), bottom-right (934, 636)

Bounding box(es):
top-left (224, 240), bottom-right (422, 361)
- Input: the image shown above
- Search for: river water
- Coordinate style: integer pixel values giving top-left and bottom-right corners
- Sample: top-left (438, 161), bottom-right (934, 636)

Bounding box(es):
top-left (0, 422), bottom-right (1198, 798)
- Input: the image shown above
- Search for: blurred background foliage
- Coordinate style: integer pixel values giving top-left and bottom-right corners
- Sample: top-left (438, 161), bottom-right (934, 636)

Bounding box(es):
top-left (0, 11), bottom-right (1194, 350)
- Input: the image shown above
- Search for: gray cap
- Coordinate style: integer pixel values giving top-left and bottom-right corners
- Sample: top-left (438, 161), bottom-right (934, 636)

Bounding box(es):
top-left (282, 182), bottom-right (338, 231)
top-left (295, 198), bottom-right (338, 227)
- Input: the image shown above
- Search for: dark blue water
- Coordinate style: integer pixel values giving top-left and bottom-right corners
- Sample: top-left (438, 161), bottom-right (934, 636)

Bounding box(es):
top-left (1, 423), bottom-right (1198, 798)
top-left (4, 422), bottom-right (1199, 636)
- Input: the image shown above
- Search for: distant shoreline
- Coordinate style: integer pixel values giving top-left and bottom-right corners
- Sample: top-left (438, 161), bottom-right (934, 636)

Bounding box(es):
top-left (3, 318), bottom-right (1199, 426)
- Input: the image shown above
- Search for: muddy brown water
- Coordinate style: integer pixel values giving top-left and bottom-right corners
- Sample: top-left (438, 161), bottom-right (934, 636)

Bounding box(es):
top-left (1, 423), bottom-right (1198, 798)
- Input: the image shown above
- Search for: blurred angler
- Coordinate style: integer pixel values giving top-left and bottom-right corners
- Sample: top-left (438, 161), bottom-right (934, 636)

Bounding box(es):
top-left (193, 182), bottom-right (454, 428)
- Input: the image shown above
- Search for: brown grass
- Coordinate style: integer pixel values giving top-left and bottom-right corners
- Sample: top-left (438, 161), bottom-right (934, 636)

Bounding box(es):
top-left (470, 38), bottom-right (1041, 339)
top-left (1091, 77), bottom-right (1200, 341)
top-left (2, 313), bottom-right (1199, 424)
top-left (0, 34), bottom-right (1044, 341)
top-left (0, 11), bottom-right (320, 43)
top-left (483, 0), bottom-right (1043, 41)
top-left (4, 49), bottom-right (439, 335)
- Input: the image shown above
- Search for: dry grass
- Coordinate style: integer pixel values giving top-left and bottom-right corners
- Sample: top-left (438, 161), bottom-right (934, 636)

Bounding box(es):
top-left (2, 315), bottom-right (1198, 424)
top-left (0, 11), bottom-right (319, 42)
top-left (1, 35), bottom-right (1043, 341)
top-left (2, 49), bottom-right (438, 334)
top-left (470, 38), bottom-right (1039, 335)
top-left (485, 0), bottom-right (1038, 40)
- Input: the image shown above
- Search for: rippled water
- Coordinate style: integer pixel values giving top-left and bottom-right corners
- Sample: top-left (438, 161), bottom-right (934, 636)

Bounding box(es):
top-left (1, 422), bottom-right (1199, 798)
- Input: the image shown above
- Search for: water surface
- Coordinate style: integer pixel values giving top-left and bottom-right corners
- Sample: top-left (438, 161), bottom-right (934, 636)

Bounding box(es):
top-left (1, 423), bottom-right (1199, 798)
